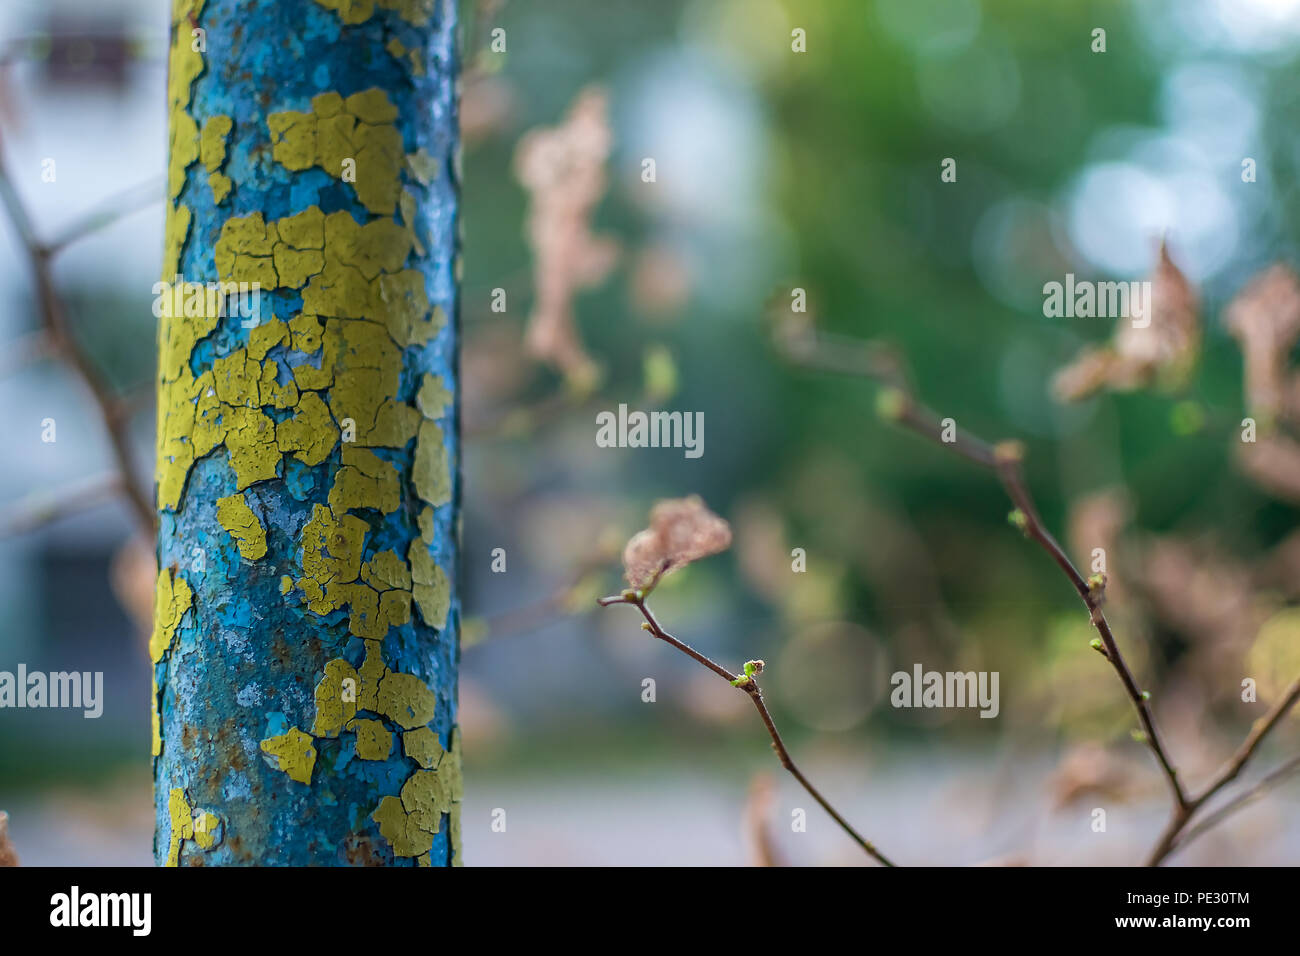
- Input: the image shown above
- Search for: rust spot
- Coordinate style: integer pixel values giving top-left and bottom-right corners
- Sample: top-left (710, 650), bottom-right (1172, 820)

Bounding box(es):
top-left (342, 831), bottom-right (387, 866)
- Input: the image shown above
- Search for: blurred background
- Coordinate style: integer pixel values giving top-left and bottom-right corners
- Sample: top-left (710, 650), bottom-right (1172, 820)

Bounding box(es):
top-left (0, 0), bottom-right (1298, 865)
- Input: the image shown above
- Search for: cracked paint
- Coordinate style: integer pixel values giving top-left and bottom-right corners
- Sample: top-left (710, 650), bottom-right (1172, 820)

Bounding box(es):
top-left (215, 492), bottom-right (267, 559)
top-left (154, 0), bottom-right (460, 866)
top-left (165, 787), bottom-right (224, 867)
top-left (268, 91), bottom-right (406, 215)
top-left (200, 114), bottom-right (234, 203)
top-left (259, 727), bottom-right (317, 785)
top-left (369, 726), bottom-right (462, 860)
top-left (315, 0), bottom-right (436, 29)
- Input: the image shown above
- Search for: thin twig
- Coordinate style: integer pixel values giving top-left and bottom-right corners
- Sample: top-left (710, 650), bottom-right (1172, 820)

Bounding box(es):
top-left (468, 555), bottom-right (612, 646)
top-left (0, 133), bottom-right (155, 535)
top-left (598, 588), bottom-right (896, 866)
top-left (43, 176), bottom-right (164, 254)
top-left (1146, 675), bottom-right (1300, 865)
top-left (0, 472), bottom-right (122, 538)
top-left (780, 326), bottom-right (1300, 864)
top-left (822, 361), bottom-right (1188, 811)
top-left (1166, 754), bottom-right (1300, 860)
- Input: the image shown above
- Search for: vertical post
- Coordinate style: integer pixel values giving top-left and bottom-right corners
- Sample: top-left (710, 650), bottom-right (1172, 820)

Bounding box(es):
top-left (154, 0), bottom-right (461, 866)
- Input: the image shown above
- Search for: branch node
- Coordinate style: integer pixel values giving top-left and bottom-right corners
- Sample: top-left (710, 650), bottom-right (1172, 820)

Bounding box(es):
top-left (875, 386), bottom-right (908, 422)
top-left (993, 439), bottom-right (1024, 465)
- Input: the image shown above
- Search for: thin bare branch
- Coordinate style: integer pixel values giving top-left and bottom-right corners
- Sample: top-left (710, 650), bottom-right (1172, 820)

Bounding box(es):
top-left (779, 322), bottom-right (1300, 865)
top-left (1147, 675), bottom-right (1300, 865)
top-left (0, 134), bottom-right (155, 535)
top-left (1166, 754), bottom-right (1300, 860)
top-left (0, 472), bottom-right (122, 538)
top-left (599, 588), bottom-right (896, 866)
top-left (44, 177), bottom-right (164, 254)
top-left (842, 371), bottom-right (1190, 806)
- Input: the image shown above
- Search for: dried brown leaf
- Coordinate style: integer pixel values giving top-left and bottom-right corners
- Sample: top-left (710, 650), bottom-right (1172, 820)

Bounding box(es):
top-left (622, 495), bottom-right (732, 588)
top-left (513, 86), bottom-right (618, 388)
top-left (1053, 243), bottom-right (1200, 401)
top-left (1225, 263), bottom-right (1300, 423)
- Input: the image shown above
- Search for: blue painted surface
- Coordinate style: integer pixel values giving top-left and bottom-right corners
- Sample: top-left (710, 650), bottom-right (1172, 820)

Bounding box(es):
top-left (154, 0), bottom-right (460, 866)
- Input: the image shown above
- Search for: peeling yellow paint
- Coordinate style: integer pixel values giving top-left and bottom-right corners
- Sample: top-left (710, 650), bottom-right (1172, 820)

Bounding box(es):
top-left (151, 681), bottom-right (162, 757)
top-left (416, 372), bottom-right (452, 419)
top-left (165, 787), bottom-right (223, 866)
top-left (406, 149), bottom-right (438, 186)
top-left (328, 446), bottom-right (401, 516)
top-left (417, 505), bottom-right (436, 543)
top-left (289, 313), bottom-right (323, 353)
top-left (201, 116), bottom-right (232, 172)
top-left (408, 538), bottom-right (450, 629)
top-left (209, 173), bottom-right (232, 204)
top-left (158, 343), bottom-right (296, 509)
top-left (192, 811), bottom-right (222, 850)
top-left (377, 671), bottom-right (436, 729)
top-left (268, 90), bottom-right (406, 214)
top-left (296, 501), bottom-right (412, 639)
top-left (371, 794), bottom-right (434, 857)
top-left (162, 202), bottom-right (190, 279)
top-left (151, 567), bottom-right (191, 752)
top-left (165, 0), bottom-right (205, 206)
top-left (361, 548), bottom-right (412, 591)
top-left (200, 114), bottom-right (234, 203)
top-left (371, 725), bottom-right (463, 861)
top-left (260, 727), bottom-right (317, 785)
top-left (150, 568), bottom-right (193, 665)
top-left (276, 391), bottom-right (338, 466)
top-left (349, 717), bottom-right (394, 760)
top-left (357, 639), bottom-right (388, 711)
top-left (165, 787), bottom-right (193, 867)
top-left (450, 802), bottom-right (462, 866)
top-left (400, 768), bottom-right (449, 833)
top-left (216, 492), bottom-right (268, 560)
top-left (413, 419), bottom-right (451, 507)
top-left (248, 317), bottom-right (289, 359)
top-left (299, 503), bottom-right (367, 613)
top-left (213, 212), bottom-right (280, 289)
top-left (402, 726), bottom-right (443, 769)
top-left (314, 0), bottom-right (435, 27)
top-left (160, 188), bottom-right (439, 513)
top-left (310, 658), bottom-right (359, 738)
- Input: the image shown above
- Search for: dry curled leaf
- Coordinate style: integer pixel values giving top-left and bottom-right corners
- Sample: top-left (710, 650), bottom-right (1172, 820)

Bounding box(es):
top-left (1053, 242), bottom-right (1199, 401)
top-left (622, 495), bottom-right (732, 588)
top-left (513, 86), bottom-right (619, 389)
top-left (1225, 263), bottom-right (1300, 424)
